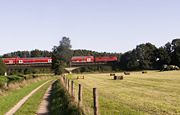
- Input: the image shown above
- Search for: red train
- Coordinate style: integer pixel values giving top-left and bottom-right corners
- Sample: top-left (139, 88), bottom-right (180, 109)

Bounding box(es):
top-left (71, 56), bottom-right (118, 63)
top-left (2, 57), bottom-right (52, 65)
top-left (2, 56), bottom-right (117, 65)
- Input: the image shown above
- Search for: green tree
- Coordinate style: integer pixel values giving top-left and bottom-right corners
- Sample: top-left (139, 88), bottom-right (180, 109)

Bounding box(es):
top-left (3, 50), bottom-right (51, 58)
top-left (135, 43), bottom-right (157, 69)
top-left (120, 51), bottom-right (137, 70)
top-left (126, 50), bottom-right (140, 70)
top-left (0, 59), bottom-right (6, 75)
top-left (52, 37), bottom-right (73, 75)
top-left (120, 43), bottom-right (157, 70)
top-left (171, 39), bottom-right (180, 66)
top-left (156, 47), bottom-right (171, 68)
top-left (31, 49), bottom-right (42, 57)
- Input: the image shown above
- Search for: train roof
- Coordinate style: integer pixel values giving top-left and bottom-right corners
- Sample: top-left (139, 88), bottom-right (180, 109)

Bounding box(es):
top-left (71, 56), bottom-right (94, 58)
top-left (2, 57), bottom-right (51, 59)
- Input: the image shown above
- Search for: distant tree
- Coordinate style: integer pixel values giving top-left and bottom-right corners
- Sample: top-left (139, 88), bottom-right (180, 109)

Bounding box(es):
top-left (120, 51), bottom-right (133, 70)
top-left (164, 42), bottom-right (172, 55)
top-left (42, 50), bottom-right (52, 57)
top-left (171, 39), bottom-right (180, 66)
top-left (3, 50), bottom-right (51, 58)
top-left (135, 43), bottom-right (157, 69)
top-left (52, 37), bottom-right (73, 75)
top-left (31, 49), bottom-right (42, 57)
top-left (156, 47), bottom-right (171, 68)
top-left (0, 59), bottom-right (6, 75)
top-left (3, 51), bottom-right (30, 58)
top-left (127, 50), bottom-right (140, 70)
top-left (58, 37), bottom-right (73, 65)
top-left (120, 43), bottom-right (157, 70)
top-left (2, 54), bottom-right (11, 58)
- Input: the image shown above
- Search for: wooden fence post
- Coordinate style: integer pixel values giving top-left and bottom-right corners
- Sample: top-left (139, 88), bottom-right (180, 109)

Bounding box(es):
top-left (63, 77), bottom-right (66, 84)
top-left (65, 77), bottom-right (67, 87)
top-left (78, 84), bottom-right (82, 106)
top-left (66, 78), bottom-right (68, 89)
top-left (71, 80), bottom-right (74, 98)
top-left (68, 79), bottom-right (70, 92)
top-left (93, 88), bottom-right (99, 115)
top-left (63, 76), bottom-right (65, 83)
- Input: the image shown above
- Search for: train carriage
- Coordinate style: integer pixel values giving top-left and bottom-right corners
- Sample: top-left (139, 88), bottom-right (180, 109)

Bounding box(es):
top-left (95, 56), bottom-right (118, 62)
top-left (2, 57), bottom-right (52, 65)
top-left (71, 56), bottom-right (94, 63)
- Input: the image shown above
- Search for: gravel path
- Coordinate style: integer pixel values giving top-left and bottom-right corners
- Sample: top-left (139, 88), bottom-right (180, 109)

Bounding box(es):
top-left (5, 80), bottom-right (51, 115)
top-left (36, 82), bottom-right (53, 115)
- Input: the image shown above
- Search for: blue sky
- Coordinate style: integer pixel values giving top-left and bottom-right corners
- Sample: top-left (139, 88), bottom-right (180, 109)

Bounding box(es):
top-left (0, 0), bottom-right (180, 55)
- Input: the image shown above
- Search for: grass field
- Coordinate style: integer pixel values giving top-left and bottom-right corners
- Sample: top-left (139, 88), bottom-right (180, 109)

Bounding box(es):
top-left (68, 71), bottom-right (180, 115)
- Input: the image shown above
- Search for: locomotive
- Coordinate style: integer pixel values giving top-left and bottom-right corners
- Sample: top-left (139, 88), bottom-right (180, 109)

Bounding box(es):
top-left (2, 57), bottom-right (52, 65)
top-left (71, 56), bottom-right (118, 63)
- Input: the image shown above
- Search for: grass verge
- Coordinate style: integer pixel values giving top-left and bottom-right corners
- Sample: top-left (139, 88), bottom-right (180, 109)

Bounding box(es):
top-left (0, 77), bottom-right (51, 114)
top-left (15, 80), bottom-right (53, 115)
top-left (50, 79), bottom-right (84, 115)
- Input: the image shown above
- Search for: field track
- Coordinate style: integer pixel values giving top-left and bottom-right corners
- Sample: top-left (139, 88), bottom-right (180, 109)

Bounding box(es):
top-left (5, 80), bottom-right (52, 115)
top-left (36, 81), bottom-right (53, 115)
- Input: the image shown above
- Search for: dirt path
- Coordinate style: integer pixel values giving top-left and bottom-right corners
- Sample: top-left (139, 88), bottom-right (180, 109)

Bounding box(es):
top-left (36, 82), bottom-right (53, 115)
top-left (5, 80), bottom-right (51, 115)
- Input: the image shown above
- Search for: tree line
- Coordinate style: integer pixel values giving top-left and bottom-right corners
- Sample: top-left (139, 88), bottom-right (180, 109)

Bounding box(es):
top-left (2, 49), bottom-right (51, 58)
top-left (120, 39), bottom-right (180, 70)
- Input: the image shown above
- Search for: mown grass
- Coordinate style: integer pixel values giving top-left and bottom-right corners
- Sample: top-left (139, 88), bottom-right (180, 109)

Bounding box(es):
top-left (0, 77), bottom-right (51, 115)
top-left (69, 70), bottom-right (180, 115)
top-left (50, 79), bottom-right (84, 115)
top-left (15, 80), bottom-right (54, 115)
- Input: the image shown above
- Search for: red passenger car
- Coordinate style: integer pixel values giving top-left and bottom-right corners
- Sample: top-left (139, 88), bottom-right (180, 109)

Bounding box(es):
top-left (71, 56), bottom-right (94, 63)
top-left (2, 57), bottom-right (52, 65)
top-left (15, 57), bottom-right (52, 64)
top-left (95, 56), bottom-right (118, 62)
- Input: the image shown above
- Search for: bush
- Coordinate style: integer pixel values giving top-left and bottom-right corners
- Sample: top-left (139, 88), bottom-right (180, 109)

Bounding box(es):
top-left (0, 59), bottom-right (6, 75)
top-left (7, 75), bottom-right (25, 82)
top-left (79, 65), bottom-right (113, 73)
top-left (9, 68), bottom-right (52, 75)
top-left (0, 76), bottom-right (8, 87)
top-left (50, 80), bottom-right (84, 115)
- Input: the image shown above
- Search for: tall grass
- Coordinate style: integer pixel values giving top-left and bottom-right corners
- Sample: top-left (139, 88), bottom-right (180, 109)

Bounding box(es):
top-left (0, 75), bottom-right (51, 95)
top-left (0, 76), bottom-right (8, 88)
top-left (50, 79), bottom-right (84, 115)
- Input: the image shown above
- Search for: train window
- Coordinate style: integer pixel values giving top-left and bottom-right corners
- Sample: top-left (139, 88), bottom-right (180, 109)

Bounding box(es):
top-left (87, 58), bottom-right (91, 62)
top-left (48, 59), bottom-right (52, 63)
top-left (9, 60), bottom-right (13, 64)
top-left (19, 60), bottom-right (23, 64)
